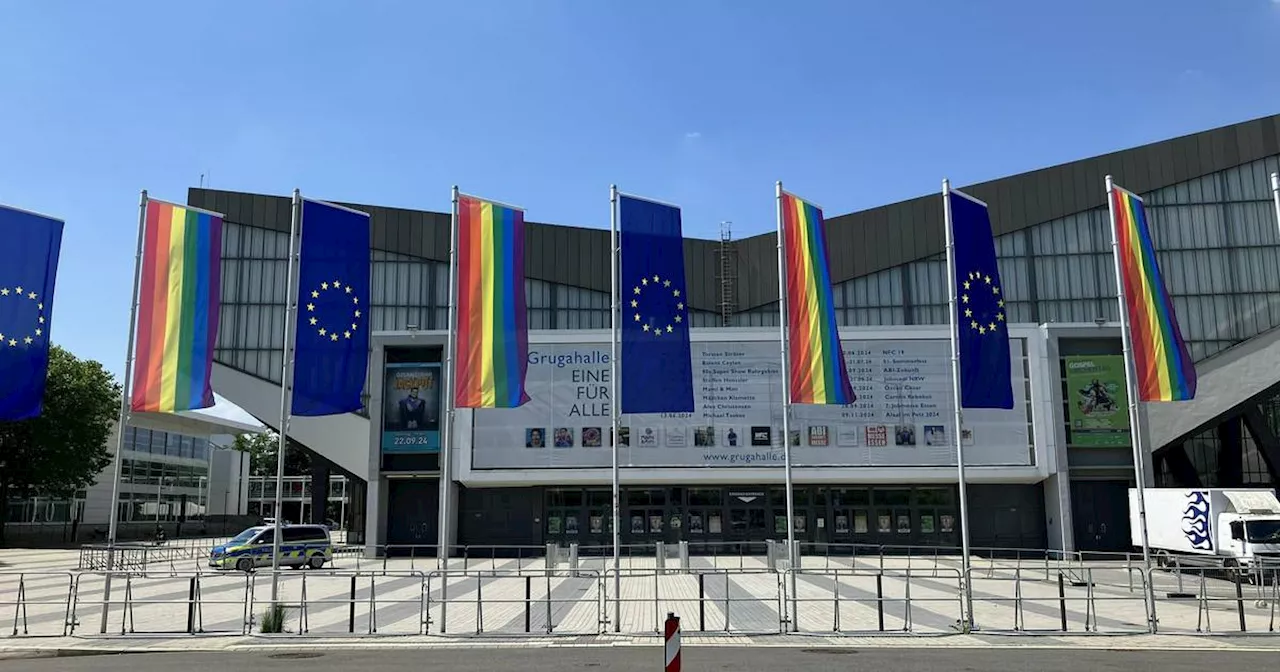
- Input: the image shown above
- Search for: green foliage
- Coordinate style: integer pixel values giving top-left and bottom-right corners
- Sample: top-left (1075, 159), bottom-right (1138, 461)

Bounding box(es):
top-left (0, 347), bottom-right (119, 537)
top-left (232, 430), bottom-right (311, 477)
top-left (259, 603), bottom-right (288, 634)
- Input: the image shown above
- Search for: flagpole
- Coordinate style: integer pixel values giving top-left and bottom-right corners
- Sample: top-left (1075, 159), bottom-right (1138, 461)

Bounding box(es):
top-left (100, 189), bottom-right (149, 633)
top-left (774, 181), bottom-right (799, 631)
top-left (941, 178), bottom-right (976, 632)
top-left (440, 186), bottom-right (461, 566)
top-left (609, 184), bottom-right (622, 633)
top-left (1105, 175), bottom-right (1156, 632)
top-left (270, 188), bottom-right (302, 604)
top-left (436, 185), bottom-right (461, 631)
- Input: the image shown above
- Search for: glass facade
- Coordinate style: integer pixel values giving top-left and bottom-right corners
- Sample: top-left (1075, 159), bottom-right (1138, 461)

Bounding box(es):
top-left (116, 426), bottom-right (214, 523)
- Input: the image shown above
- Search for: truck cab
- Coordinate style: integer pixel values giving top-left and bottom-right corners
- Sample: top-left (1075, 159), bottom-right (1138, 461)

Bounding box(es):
top-left (1219, 514), bottom-right (1280, 567)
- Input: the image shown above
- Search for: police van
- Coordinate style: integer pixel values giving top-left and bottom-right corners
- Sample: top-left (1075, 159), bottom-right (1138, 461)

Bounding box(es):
top-left (209, 524), bottom-right (333, 572)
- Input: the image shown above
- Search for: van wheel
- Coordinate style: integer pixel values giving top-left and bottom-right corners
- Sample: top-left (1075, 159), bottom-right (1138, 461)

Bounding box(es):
top-left (307, 555), bottom-right (325, 570)
top-left (236, 558), bottom-right (254, 573)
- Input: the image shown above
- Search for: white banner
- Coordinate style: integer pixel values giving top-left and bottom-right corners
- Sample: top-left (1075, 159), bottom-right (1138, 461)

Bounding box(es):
top-left (470, 337), bottom-right (1031, 469)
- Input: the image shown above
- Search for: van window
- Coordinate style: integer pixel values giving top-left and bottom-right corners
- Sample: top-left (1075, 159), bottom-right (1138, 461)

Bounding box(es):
top-left (1230, 521), bottom-right (1244, 541)
top-left (282, 526), bottom-right (328, 543)
top-left (253, 529), bottom-right (274, 544)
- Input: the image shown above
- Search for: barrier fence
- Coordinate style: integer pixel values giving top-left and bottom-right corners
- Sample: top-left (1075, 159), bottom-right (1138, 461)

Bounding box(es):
top-left (1, 560), bottom-right (1278, 638)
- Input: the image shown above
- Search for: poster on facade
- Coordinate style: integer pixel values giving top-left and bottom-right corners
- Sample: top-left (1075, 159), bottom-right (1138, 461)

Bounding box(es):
top-left (1064, 355), bottom-right (1130, 447)
top-left (381, 362), bottom-right (443, 453)
top-left (469, 338), bottom-right (1032, 469)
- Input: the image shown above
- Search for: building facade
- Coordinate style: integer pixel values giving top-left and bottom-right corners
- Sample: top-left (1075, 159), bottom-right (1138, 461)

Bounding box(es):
top-left (5, 421), bottom-right (253, 545)
top-left (199, 114), bottom-right (1280, 555)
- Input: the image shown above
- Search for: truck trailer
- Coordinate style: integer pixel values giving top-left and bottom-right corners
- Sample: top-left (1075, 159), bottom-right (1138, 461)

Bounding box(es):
top-left (1128, 488), bottom-right (1280, 568)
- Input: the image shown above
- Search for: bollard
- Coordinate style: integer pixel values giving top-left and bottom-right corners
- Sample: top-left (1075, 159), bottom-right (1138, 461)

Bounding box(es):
top-left (186, 576), bottom-right (197, 634)
top-left (546, 542), bottom-right (558, 567)
top-left (1235, 568), bottom-right (1247, 632)
top-left (765, 540), bottom-right (776, 571)
top-left (1058, 572), bottom-right (1067, 632)
top-left (697, 573), bottom-right (705, 631)
top-left (679, 541), bottom-right (690, 571)
top-left (348, 576), bottom-right (357, 633)
top-left (525, 575), bottom-right (532, 633)
top-left (876, 573), bottom-right (885, 632)
top-left (569, 543), bottom-right (579, 574)
top-left (664, 612), bottom-right (681, 672)
top-left (655, 542), bottom-right (666, 574)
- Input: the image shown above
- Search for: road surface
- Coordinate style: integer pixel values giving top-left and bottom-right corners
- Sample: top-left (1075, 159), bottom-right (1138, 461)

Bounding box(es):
top-left (4, 647), bottom-right (1277, 671)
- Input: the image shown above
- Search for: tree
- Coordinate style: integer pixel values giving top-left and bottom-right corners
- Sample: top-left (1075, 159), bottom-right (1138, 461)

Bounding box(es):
top-left (0, 346), bottom-right (118, 542)
top-left (232, 430), bottom-right (312, 477)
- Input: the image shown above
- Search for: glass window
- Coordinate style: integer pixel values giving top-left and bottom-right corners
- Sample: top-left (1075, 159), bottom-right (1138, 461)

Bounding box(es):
top-left (688, 489), bottom-right (723, 506)
top-left (876, 489), bottom-right (911, 506)
top-left (148, 431), bottom-right (165, 454)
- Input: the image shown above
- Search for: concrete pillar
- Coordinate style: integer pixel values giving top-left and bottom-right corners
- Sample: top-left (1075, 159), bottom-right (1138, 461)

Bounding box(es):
top-left (310, 457), bottom-right (331, 525)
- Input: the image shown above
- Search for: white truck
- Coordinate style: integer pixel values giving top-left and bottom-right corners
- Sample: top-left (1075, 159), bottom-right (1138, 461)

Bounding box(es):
top-left (1128, 488), bottom-right (1280, 569)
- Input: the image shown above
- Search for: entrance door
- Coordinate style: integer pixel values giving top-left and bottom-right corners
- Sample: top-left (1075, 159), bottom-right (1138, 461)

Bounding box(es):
top-left (386, 478), bottom-right (440, 554)
top-left (726, 490), bottom-right (768, 550)
top-left (1071, 480), bottom-right (1132, 556)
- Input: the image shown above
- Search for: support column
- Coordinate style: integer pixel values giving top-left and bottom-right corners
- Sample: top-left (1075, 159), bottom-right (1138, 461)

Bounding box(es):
top-left (1160, 443), bottom-right (1202, 487)
top-left (1216, 417), bottom-right (1244, 487)
top-left (310, 457), bottom-right (331, 525)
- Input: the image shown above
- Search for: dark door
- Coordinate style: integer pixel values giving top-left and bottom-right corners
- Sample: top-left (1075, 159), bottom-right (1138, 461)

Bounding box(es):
top-left (387, 478), bottom-right (439, 554)
top-left (1071, 480), bottom-right (1131, 556)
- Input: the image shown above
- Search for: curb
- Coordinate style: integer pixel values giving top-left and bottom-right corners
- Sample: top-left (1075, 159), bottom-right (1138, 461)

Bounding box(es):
top-left (4, 634), bottom-right (1280, 659)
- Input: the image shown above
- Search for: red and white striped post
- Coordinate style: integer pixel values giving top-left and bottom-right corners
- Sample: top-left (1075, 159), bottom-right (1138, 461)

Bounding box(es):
top-left (664, 612), bottom-right (681, 672)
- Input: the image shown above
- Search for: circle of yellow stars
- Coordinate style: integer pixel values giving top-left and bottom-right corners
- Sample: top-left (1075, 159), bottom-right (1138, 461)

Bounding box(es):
top-left (0, 284), bottom-right (46, 348)
top-left (305, 279), bottom-right (360, 342)
top-left (631, 274), bottom-right (684, 338)
top-left (960, 270), bottom-right (1005, 335)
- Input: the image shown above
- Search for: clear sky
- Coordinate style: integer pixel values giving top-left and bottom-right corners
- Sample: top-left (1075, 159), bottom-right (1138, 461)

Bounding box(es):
top-left (2, 0), bottom-right (1279, 412)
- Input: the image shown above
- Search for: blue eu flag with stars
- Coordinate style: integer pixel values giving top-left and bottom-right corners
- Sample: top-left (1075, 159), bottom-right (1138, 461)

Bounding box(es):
top-left (0, 205), bottom-right (63, 420)
top-left (620, 194), bottom-right (695, 414)
top-left (949, 190), bottom-right (1013, 409)
top-left (291, 199), bottom-right (371, 416)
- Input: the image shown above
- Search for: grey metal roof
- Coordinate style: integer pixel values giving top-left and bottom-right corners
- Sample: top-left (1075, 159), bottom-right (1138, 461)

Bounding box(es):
top-left (189, 113), bottom-right (1280, 314)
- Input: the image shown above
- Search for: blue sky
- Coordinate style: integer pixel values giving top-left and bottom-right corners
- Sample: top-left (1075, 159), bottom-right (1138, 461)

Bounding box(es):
top-left (2, 0), bottom-right (1279, 405)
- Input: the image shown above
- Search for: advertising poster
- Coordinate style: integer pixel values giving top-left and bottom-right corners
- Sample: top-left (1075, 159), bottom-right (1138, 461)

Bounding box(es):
top-left (1065, 355), bottom-right (1130, 447)
top-left (382, 362), bottom-right (443, 453)
top-left (470, 338), bottom-right (1032, 469)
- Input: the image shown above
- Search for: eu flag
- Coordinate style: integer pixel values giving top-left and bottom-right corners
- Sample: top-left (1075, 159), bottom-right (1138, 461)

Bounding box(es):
top-left (291, 199), bottom-right (371, 416)
top-left (0, 205), bottom-right (63, 420)
top-left (949, 189), bottom-right (1013, 409)
top-left (620, 194), bottom-right (695, 414)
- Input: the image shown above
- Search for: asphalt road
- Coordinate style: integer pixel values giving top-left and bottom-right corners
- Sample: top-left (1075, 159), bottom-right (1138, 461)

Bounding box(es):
top-left (4, 647), bottom-right (1278, 671)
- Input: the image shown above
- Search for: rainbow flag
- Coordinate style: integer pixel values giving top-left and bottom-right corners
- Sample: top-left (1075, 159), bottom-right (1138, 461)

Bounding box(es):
top-left (1111, 184), bottom-right (1196, 401)
top-left (131, 199), bottom-right (223, 413)
top-left (454, 194), bottom-right (530, 408)
top-left (779, 190), bottom-right (855, 405)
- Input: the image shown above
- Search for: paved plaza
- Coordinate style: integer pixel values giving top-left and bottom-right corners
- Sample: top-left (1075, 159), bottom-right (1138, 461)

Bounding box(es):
top-left (0, 543), bottom-right (1276, 641)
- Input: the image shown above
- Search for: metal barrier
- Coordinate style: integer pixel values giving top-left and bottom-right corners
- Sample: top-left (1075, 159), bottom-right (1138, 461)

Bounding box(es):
top-left (965, 565), bottom-right (1152, 634)
top-left (604, 567), bottom-right (785, 635)
top-left (0, 572), bottom-right (76, 636)
top-left (12, 547), bottom-right (1280, 639)
top-left (425, 568), bottom-right (603, 635)
top-left (785, 567), bottom-right (965, 634)
top-left (1148, 566), bottom-right (1280, 634)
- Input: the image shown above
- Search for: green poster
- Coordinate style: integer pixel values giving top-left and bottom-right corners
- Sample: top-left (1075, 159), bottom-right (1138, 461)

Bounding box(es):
top-left (1065, 356), bottom-right (1130, 447)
